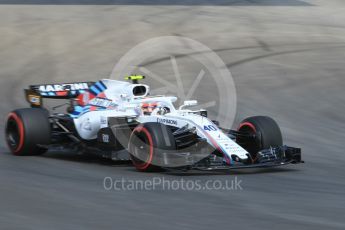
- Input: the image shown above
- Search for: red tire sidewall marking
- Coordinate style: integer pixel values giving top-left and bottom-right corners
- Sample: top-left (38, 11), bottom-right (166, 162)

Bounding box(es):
top-left (130, 126), bottom-right (154, 170)
top-left (7, 113), bottom-right (25, 155)
top-left (238, 122), bottom-right (256, 132)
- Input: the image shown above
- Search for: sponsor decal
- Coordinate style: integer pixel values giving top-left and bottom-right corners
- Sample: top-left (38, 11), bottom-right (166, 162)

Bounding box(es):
top-left (88, 97), bottom-right (116, 108)
top-left (102, 134), bottom-right (110, 143)
top-left (38, 83), bottom-right (90, 92)
top-left (100, 116), bottom-right (108, 125)
top-left (157, 118), bottom-right (178, 126)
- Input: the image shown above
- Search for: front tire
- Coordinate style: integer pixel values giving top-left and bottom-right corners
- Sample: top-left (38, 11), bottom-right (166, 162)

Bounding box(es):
top-left (128, 123), bottom-right (176, 172)
top-left (5, 108), bottom-right (51, 156)
top-left (237, 116), bottom-right (282, 160)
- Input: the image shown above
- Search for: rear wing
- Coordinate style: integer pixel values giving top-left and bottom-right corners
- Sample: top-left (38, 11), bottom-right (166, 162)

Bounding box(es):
top-left (25, 82), bottom-right (94, 107)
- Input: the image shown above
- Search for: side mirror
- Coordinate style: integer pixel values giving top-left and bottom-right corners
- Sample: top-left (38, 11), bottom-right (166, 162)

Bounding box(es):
top-left (179, 100), bottom-right (198, 110)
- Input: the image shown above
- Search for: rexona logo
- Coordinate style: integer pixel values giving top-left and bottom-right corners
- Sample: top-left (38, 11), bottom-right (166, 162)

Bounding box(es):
top-left (38, 83), bottom-right (90, 92)
top-left (157, 118), bottom-right (178, 126)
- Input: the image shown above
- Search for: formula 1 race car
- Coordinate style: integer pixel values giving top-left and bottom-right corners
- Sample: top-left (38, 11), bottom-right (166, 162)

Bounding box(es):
top-left (5, 76), bottom-right (303, 172)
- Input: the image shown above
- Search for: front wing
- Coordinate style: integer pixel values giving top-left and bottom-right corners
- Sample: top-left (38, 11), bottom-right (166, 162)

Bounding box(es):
top-left (162, 145), bottom-right (303, 171)
top-left (193, 145), bottom-right (303, 171)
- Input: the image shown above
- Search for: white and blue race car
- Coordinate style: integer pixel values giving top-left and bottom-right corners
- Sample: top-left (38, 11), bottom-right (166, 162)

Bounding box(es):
top-left (5, 76), bottom-right (302, 172)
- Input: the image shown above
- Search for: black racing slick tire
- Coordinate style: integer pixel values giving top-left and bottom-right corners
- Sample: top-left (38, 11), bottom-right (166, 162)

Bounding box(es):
top-left (129, 122), bottom-right (176, 172)
top-left (5, 108), bottom-right (51, 156)
top-left (237, 116), bottom-right (283, 158)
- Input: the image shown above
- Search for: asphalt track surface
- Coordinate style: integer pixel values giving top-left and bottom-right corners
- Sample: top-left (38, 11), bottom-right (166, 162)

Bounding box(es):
top-left (0, 1), bottom-right (345, 230)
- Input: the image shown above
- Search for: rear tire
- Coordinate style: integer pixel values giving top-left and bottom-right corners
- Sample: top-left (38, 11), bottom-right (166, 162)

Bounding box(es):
top-left (5, 108), bottom-right (51, 156)
top-left (129, 123), bottom-right (176, 172)
top-left (237, 116), bottom-right (282, 159)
